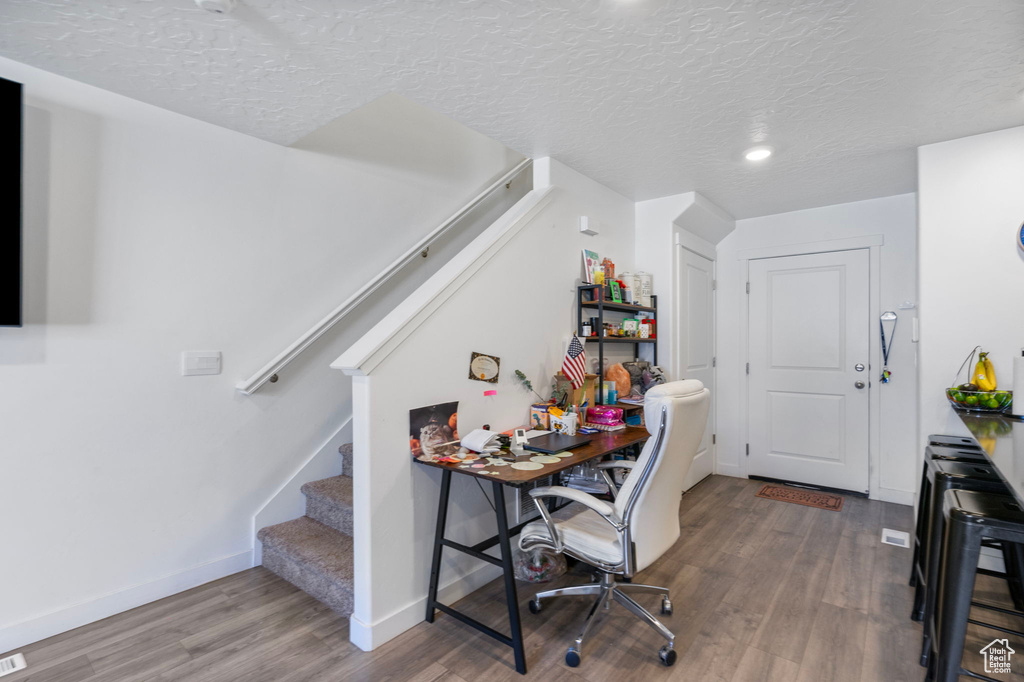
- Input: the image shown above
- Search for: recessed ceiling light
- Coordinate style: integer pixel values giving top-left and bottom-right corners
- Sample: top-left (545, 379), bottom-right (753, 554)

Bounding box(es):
top-left (744, 146), bottom-right (773, 161)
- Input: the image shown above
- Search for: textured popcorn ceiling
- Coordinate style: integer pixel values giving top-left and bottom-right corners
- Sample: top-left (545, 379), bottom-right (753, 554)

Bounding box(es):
top-left (1, 1), bottom-right (1022, 217)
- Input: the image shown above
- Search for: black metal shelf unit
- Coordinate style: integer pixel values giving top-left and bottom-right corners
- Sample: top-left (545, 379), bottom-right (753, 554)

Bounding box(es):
top-left (576, 284), bottom-right (657, 406)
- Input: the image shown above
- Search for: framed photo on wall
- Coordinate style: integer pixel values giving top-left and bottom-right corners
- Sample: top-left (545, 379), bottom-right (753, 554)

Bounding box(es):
top-left (468, 352), bottom-right (500, 383)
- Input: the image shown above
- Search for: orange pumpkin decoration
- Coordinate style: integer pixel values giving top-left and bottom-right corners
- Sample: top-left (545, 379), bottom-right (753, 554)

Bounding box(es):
top-left (448, 412), bottom-right (458, 432)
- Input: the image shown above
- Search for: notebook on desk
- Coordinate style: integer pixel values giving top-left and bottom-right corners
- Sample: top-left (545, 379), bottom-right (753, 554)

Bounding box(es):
top-left (523, 432), bottom-right (592, 454)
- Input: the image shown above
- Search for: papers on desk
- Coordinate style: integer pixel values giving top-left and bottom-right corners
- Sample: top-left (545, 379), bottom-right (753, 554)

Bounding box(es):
top-left (460, 428), bottom-right (503, 454)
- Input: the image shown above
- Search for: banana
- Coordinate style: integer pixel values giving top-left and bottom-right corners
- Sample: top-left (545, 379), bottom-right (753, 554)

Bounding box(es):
top-left (973, 351), bottom-right (998, 391)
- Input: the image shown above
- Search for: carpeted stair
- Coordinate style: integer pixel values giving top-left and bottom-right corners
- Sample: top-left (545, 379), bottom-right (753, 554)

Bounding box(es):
top-left (257, 443), bottom-right (355, 617)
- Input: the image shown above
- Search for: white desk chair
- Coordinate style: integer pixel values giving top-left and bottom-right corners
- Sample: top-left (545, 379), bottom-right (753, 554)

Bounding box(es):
top-left (518, 380), bottom-right (710, 668)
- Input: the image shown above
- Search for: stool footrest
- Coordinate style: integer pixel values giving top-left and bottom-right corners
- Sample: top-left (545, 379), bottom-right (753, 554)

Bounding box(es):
top-left (976, 567), bottom-right (1010, 579)
top-left (957, 667), bottom-right (1001, 682)
top-left (971, 599), bottom-right (1024, 618)
top-left (966, 617), bottom-right (1024, 638)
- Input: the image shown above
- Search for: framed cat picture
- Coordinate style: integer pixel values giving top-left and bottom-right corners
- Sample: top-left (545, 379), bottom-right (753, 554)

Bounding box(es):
top-left (410, 402), bottom-right (460, 461)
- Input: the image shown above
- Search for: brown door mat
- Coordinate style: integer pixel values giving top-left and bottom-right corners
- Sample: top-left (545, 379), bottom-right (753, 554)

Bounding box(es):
top-left (755, 483), bottom-right (844, 511)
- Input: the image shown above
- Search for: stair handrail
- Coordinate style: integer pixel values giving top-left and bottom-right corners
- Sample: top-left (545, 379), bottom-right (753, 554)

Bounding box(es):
top-left (236, 157), bottom-right (533, 395)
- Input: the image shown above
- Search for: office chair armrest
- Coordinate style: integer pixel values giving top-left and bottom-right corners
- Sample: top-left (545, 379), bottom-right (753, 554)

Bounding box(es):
top-left (595, 460), bottom-right (636, 470)
top-left (594, 460), bottom-right (636, 499)
top-left (529, 486), bottom-right (617, 518)
top-left (526, 486), bottom-right (623, 554)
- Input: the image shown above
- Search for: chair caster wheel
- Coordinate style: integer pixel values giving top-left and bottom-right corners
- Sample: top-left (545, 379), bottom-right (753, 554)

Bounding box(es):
top-left (528, 598), bottom-right (542, 614)
top-left (566, 648), bottom-right (581, 667)
top-left (659, 645), bottom-right (676, 667)
top-left (661, 596), bottom-right (673, 616)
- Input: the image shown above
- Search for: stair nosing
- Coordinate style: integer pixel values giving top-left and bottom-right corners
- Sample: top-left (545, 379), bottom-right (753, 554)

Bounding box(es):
top-left (301, 475), bottom-right (353, 508)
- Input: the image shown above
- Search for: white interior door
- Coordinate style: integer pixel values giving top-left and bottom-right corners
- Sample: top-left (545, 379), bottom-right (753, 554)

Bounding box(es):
top-left (747, 249), bottom-right (870, 493)
top-left (676, 246), bottom-right (715, 491)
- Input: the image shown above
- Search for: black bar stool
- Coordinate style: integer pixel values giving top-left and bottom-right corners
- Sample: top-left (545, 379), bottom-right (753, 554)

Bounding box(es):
top-left (927, 444), bottom-right (989, 463)
top-left (914, 460), bottom-right (1017, 657)
top-left (928, 434), bottom-right (983, 450)
top-left (911, 446), bottom-right (994, 590)
top-left (927, 489), bottom-right (1024, 682)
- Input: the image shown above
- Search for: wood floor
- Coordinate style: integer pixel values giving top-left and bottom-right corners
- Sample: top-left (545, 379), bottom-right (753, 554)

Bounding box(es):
top-left (7, 475), bottom-right (1024, 681)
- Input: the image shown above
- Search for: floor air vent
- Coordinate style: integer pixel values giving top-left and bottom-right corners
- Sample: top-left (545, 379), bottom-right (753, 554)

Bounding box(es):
top-left (0, 653), bottom-right (27, 678)
top-left (881, 528), bottom-right (910, 548)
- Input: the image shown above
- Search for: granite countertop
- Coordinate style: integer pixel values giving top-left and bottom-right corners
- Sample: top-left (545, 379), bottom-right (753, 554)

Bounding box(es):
top-left (957, 411), bottom-right (1024, 505)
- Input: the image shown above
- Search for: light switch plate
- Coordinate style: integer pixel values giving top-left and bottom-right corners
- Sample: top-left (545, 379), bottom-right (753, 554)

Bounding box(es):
top-left (182, 351), bottom-right (222, 376)
top-left (579, 216), bottom-right (600, 236)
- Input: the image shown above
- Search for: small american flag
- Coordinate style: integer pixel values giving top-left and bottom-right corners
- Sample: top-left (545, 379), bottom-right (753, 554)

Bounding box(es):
top-left (562, 335), bottom-right (587, 390)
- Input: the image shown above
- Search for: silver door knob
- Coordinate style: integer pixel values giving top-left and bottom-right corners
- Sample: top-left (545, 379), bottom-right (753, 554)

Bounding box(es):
top-left (855, 363), bottom-right (865, 372)
top-left (855, 381), bottom-right (865, 389)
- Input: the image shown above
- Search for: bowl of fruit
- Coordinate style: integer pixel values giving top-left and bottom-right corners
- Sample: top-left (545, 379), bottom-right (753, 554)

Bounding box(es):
top-left (946, 386), bottom-right (1013, 413)
top-left (947, 348), bottom-right (1013, 413)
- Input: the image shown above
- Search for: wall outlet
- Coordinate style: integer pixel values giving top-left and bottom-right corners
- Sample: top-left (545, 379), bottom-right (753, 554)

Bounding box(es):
top-left (0, 653), bottom-right (27, 678)
top-left (181, 351), bottom-right (222, 376)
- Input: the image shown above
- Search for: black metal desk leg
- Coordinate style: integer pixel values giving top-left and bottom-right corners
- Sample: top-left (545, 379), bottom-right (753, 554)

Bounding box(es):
top-left (426, 469), bottom-right (453, 623)
top-left (493, 482), bottom-right (527, 674)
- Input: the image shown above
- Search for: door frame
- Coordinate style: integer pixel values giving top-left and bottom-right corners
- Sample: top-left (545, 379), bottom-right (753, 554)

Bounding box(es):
top-left (672, 229), bottom-right (716, 477)
top-left (737, 234), bottom-right (884, 500)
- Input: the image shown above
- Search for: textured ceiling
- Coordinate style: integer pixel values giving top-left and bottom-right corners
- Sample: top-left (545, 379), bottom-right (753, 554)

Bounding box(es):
top-left (1, 1), bottom-right (1022, 217)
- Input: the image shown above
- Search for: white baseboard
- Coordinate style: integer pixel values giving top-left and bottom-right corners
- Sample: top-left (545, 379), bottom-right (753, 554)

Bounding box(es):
top-left (0, 550), bottom-right (252, 654)
top-left (348, 562), bottom-right (504, 651)
top-left (875, 487), bottom-right (914, 506)
top-left (713, 463), bottom-right (744, 478)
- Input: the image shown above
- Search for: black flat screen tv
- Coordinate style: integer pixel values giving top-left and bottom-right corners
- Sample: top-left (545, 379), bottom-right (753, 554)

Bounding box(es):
top-left (0, 76), bottom-right (22, 327)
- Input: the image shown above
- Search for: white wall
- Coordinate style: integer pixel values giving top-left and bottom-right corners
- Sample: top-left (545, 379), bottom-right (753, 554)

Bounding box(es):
top-left (338, 159), bottom-right (636, 648)
top-left (0, 58), bottom-right (520, 652)
top-left (715, 194), bottom-right (918, 503)
top-left (635, 192), bottom-right (735, 378)
top-left (918, 126), bottom-right (1024, 446)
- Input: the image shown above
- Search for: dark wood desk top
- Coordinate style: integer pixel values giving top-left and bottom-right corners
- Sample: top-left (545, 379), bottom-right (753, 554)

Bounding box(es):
top-left (414, 426), bottom-right (650, 486)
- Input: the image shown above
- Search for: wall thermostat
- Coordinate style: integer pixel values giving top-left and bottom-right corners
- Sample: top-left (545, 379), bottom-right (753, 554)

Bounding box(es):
top-left (1018, 221), bottom-right (1024, 251)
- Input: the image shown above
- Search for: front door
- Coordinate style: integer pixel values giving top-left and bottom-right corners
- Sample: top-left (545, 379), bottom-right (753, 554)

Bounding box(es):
top-left (676, 246), bottom-right (715, 491)
top-left (747, 249), bottom-right (870, 493)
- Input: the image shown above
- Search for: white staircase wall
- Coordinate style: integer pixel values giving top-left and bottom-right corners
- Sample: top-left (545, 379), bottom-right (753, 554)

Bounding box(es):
top-left (335, 158), bottom-right (638, 649)
top-left (252, 417), bottom-right (352, 566)
top-left (0, 56), bottom-right (522, 653)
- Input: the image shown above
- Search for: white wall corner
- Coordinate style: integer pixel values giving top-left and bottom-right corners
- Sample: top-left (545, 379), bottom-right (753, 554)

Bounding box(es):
top-left (349, 562), bottom-right (503, 651)
top-left (533, 157), bottom-right (552, 189)
top-left (350, 375), bottom-right (374, 640)
top-left (875, 487), bottom-right (915, 506)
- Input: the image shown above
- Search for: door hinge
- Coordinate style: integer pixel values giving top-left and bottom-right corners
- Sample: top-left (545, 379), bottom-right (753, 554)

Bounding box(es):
top-left (746, 362), bottom-right (750, 375)
top-left (746, 282), bottom-right (750, 294)
top-left (712, 279), bottom-right (717, 291)
top-left (712, 434), bottom-right (716, 444)
top-left (712, 356), bottom-right (716, 367)
top-left (746, 443), bottom-right (750, 456)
